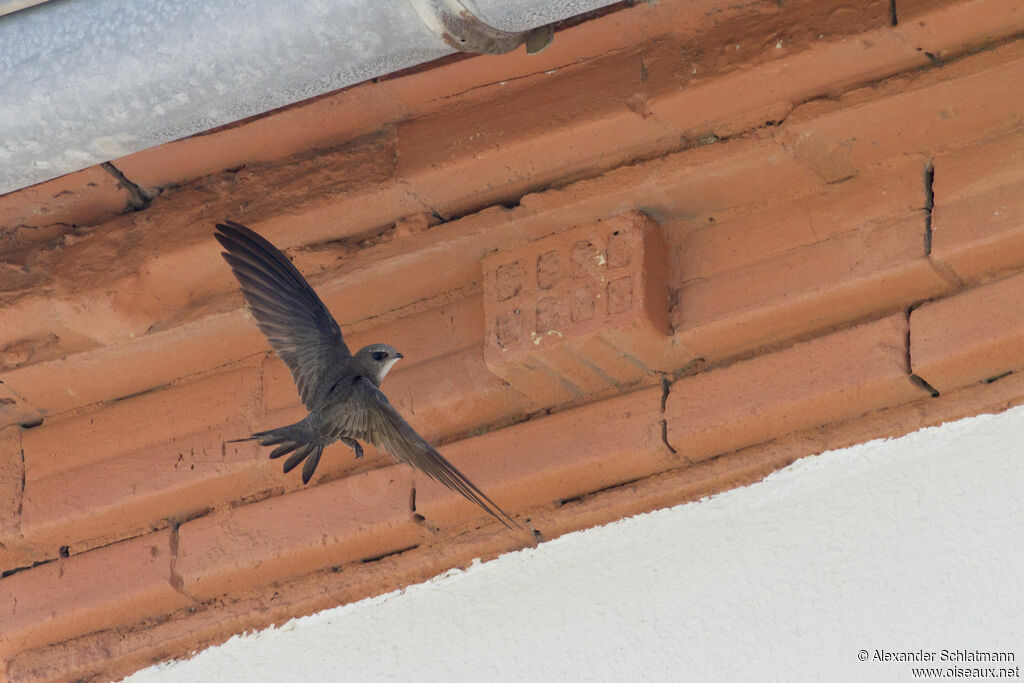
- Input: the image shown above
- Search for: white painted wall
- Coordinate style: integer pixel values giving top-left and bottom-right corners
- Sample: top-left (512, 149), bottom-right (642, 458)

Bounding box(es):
top-left (130, 407), bottom-right (1024, 682)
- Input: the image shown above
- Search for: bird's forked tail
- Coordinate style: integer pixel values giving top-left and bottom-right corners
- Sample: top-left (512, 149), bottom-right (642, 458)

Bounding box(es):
top-left (228, 419), bottom-right (325, 485)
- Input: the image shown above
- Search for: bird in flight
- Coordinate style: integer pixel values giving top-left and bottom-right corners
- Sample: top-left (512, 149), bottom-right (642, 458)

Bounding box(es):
top-left (215, 221), bottom-right (518, 529)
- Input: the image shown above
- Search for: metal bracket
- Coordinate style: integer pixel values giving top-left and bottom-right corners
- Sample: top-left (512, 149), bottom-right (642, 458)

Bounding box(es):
top-left (408, 0), bottom-right (554, 55)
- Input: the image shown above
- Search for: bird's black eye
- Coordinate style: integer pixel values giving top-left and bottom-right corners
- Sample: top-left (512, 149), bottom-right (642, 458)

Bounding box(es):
top-left (372, 351), bottom-right (387, 362)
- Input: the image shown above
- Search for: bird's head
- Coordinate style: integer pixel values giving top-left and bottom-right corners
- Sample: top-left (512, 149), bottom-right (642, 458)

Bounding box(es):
top-left (353, 343), bottom-right (404, 386)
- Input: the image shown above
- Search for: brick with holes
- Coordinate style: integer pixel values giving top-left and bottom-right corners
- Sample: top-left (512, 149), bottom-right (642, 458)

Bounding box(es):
top-left (482, 211), bottom-right (673, 404)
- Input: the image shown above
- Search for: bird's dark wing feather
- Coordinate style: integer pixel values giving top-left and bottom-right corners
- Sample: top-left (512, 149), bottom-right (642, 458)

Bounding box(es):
top-left (215, 221), bottom-right (350, 409)
top-left (329, 377), bottom-right (519, 529)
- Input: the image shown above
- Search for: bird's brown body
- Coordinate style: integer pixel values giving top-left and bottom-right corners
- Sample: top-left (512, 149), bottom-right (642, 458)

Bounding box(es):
top-left (215, 221), bottom-right (517, 528)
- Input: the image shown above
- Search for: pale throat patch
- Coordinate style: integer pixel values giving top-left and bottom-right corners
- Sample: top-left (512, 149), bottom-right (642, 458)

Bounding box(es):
top-left (379, 357), bottom-right (401, 379)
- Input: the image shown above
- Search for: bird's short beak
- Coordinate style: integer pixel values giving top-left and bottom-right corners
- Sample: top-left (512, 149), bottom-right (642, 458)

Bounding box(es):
top-left (394, 352), bottom-right (404, 359)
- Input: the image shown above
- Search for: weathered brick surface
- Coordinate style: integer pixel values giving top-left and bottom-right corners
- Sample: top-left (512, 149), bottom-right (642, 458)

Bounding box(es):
top-left (383, 349), bottom-right (534, 444)
top-left (644, 1), bottom-right (907, 138)
top-left (483, 212), bottom-right (673, 404)
top-left (0, 0), bottom-right (1020, 436)
top-left (0, 167), bottom-right (127, 239)
top-left (666, 316), bottom-right (927, 461)
top-left (415, 386), bottom-right (674, 527)
top-left (175, 466), bottom-right (421, 600)
top-left (931, 133), bottom-right (1024, 282)
top-left (897, 0), bottom-right (1024, 55)
top-left (396, 52), bottom-right (678, 219)
top-left (0, 381), bottom-right (38, 429)
top-left (910, 271), bottom-right (1024, 392)
top-left (114, 82), bottom-right (406, 193)
top-left (0, 140), bottom-right (816, 430)
top-left (17, 352), bottom-right (1024, 683)
top-left (4, 0), bottom-right (1024, 678)
top-left (0, 134), bottom-right (417, 404)
top-left (20, 368), bottom-right (266, 550)
top-left (1, 311), bottom-right (262, 423)
top-left (22, 424), bottom-right (269, 551)
top-left (0, 426), bottom-right (30, 573)
top-left (675, 216), bottom-right (952, 361)
top-left (22, 367), bottom-right (259, 482)
top-left (0, 530), bottom-right (190, 659)
top-left (777, 42), bottom-right (1024, 181)
top-left (0, 426), bottom-right (20, 541)
top-left (680, 159), bottom-right (927, 281)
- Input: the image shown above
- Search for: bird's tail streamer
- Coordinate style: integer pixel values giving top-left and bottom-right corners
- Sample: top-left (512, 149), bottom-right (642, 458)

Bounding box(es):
top-left (228, 420), bottom-right (324, 485)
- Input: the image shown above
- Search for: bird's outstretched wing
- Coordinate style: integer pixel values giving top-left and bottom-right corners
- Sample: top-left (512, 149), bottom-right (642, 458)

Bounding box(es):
top-left (215, 221), bottom-right (350, 409)
top-left (329, 377), bottom-right (519, 529)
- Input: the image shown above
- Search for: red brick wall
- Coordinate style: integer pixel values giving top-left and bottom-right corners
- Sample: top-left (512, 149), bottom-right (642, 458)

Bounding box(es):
top-left (3, 0), bottom-right (1024, 678)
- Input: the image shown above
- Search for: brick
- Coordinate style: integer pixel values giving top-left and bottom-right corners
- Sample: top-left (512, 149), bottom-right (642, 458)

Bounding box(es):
top-left (0, 233), bottom-right (164, 374)
top-left (2, 0), bottom-right (1020, 437)
top-left (910, 271), bottom-right (1024, 392)
top-left (14, 375), bottom-right (1024, 683)
top-left (0, 132), bottom-right (418, 389)
top-left (897, 0), bottom-right (1024, 56)
top-left (137, 137), bottom-right (423, 312)
top-left (931, 133), bottom-right (1024, 282)
top-left (0, 426), bottom-right (31, 574)
top-left (645, 1), bottom-right (911, 138)
top-left (0, 137), bottom-right (817, 431)
top-left (675, 216), bottom-right (953, 361)
top-left (21, 423), bottom-right (270, 551)
top-left (113, 81), bottom-right (405, 192)
top-left (397, 53), bottom-right (678, 218)
top-left (383, 349), bottom-right (534, 444)
top-left (666, 315), bottom-right (927, 461)
top-left (175, 466), bottom-right (421, 600)
top-left (680, 158), bottom-right (928, 281)
top-left (514, 137), bottom-right (825, 251)
top-left (0, 167), bottom-right (126, 236)
top-left (0, 311), bottom-right (262, 426)
top-left (18, 368), bottom-right (270, 551)
top-left (0, 380), bottom-right (39, 428)
top-left (777, 41), bottom-right (1024, 181)
top-left (23, 366), bottom-right (259, 482)
top-left (6, 520), bottom-right (526, 683)
top-left (0, 330), bottom-right (62, 375)
top-left (375, 0), bottom-right (664, 115)
top-left (346, 294), bottom-right (485, 365)
top-left (15, 362), bottom-right (1024, 683)
top-left (414, 386), bottom-right (676, 527)
top-left (0, 530), bottom-right (190, 659)
top-left (0, 425), bottom-right (21, 540)
top-left (483, 212), bottom-right (673, 404)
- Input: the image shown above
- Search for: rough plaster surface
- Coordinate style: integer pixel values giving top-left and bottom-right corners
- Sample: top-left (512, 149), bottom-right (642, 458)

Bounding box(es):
top-left (129, 406), bottom-right (1024, 682)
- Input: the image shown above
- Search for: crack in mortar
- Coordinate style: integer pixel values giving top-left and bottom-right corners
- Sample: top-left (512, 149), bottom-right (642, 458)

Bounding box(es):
top-left (361, 544), bottom-right (419, 564)
top-left (167, 523), bottom-right (189, 596)
top-left (923, 161), bottom-right (935, 256)
top-left (16, 432), bottom-right (24, 516)
top-left (1, 556), bottom-right (58, 579)
top-left (918, 159), bottom-right (963, 289)
top-left (905, 308), bottom-right (940, 397)
top-left (522, 517), bottom-right (544, 545)
top-left (558, 476), bottom-right (645, 507)
top-left (438, 45), bottom-right (633, 102)
top-left (100, 162), bottom-right (157, 213)
top-left (659, 375), bottom-right (678, 455)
